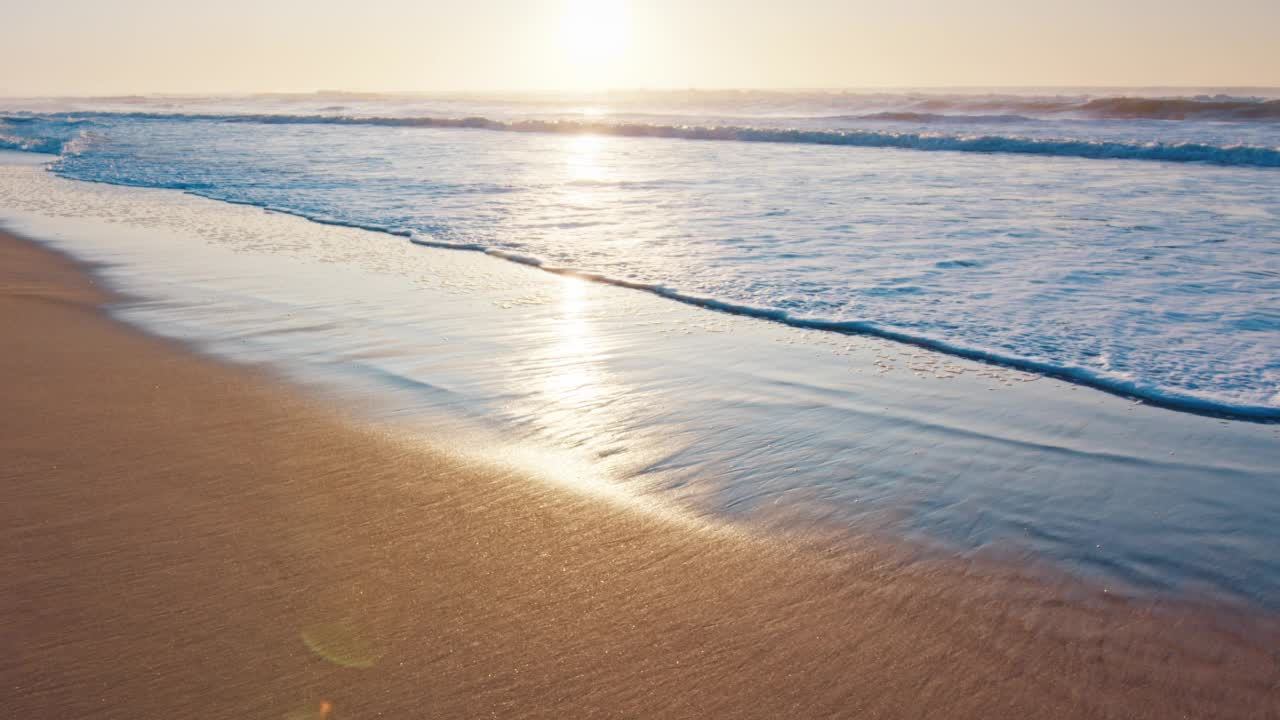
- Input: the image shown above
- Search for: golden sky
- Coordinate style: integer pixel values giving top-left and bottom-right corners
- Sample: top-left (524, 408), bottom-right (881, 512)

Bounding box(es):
top-left (3, 0), bottom-right (1278, 94)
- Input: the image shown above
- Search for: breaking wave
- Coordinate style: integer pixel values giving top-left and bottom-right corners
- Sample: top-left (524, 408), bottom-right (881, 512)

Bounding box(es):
top-left (902, 95), bottom-right (1280, 121)
top-left (0, 117), bottom-right (98, 156)
top-left (4, 111), bottom-right (1279, 167)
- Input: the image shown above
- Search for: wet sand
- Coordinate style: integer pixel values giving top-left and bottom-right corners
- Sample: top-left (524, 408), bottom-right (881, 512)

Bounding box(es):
top-left (2, 228), bottom-right (1277, 719)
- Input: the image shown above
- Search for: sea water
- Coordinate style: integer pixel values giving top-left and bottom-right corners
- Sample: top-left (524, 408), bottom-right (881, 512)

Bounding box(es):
top-left (3, 90), bottom-right (1279, 416)
top-left (1, 89), bottom-right (1278, 604)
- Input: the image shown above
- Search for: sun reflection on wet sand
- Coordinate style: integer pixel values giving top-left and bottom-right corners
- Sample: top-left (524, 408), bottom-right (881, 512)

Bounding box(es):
top-left (541, 277), bottom-right (608, 412)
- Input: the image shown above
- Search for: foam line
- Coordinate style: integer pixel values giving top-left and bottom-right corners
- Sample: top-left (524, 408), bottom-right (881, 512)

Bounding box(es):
top-left (4, 111), bottom-right (1279, 167)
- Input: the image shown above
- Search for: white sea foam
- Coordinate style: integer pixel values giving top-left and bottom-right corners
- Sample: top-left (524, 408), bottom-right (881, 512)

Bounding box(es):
top-left (1, 92), bottom-right (1275, 417)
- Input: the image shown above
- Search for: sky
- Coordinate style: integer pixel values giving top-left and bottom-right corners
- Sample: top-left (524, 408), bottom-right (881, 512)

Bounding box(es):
top-left (2, 0), bottom-right (1278, 95)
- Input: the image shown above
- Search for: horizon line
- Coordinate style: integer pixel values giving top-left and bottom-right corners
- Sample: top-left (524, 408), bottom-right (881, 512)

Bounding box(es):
top-left (4, 84), bottom-right (1280, 99)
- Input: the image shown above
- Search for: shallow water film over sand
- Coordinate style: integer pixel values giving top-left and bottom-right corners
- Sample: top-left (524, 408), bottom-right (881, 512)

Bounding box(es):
top-left (2, 141), bottom-right (1278, 607)
top-left (5, 222), bottom-right (1277, 719)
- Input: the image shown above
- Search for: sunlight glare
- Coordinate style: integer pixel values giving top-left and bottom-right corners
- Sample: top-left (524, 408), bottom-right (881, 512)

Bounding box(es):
top-left (565, 133), bottom-right (606, 183)
top-left (559, 0), bottom-right (629, 66)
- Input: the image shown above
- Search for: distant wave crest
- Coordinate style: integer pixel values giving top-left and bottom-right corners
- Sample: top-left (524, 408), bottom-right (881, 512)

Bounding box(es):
top-left (5, 111), bottom-right (1279, 167)
top-left (1076, 96), bottom-right (1280, 121)
top-left (907, 95), bottom-right (1280, 122)
top-left (844, 111), bottom-right (1037, 123)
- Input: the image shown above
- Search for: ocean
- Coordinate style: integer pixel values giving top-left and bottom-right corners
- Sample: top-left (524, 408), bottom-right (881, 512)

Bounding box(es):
top-left (1, 89), bottom-right (1278, 604)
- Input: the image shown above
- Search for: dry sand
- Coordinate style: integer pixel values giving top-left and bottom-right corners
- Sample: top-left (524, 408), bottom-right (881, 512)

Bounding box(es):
top-left (1, 228), bottom-right (1277, 719)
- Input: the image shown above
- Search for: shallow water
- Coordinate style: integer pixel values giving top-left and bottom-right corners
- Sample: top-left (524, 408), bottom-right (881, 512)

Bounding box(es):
top-left (3, 156), bottom-right (1278, 607)
top-left (2, 90), bottom-right (1278, 416)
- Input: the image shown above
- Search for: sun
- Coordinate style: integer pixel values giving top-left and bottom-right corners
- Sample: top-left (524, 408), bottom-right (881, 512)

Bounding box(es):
top-left (559, 0), bottom-right (629, 66)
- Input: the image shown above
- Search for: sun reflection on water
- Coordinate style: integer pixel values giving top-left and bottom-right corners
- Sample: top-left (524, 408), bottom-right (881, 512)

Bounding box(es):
top-left (565, 132), bottom-right (608, 185)
top-left (545, 135), bottom-right (611, 417)
top-left (541, 277), bottom-right (607, 413)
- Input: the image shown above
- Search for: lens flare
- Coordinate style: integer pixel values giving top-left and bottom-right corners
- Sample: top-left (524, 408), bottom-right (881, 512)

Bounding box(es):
top-left (301, 622), bottom-right (377, 669)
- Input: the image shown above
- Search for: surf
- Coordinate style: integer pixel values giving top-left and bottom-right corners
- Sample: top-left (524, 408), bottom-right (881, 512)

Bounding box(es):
top-left (4, 110), bottom-right (1280, 167)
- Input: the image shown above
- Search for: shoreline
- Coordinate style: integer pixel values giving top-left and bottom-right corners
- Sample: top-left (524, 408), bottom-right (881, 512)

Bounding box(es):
top-left (3, 230), bottom-right (1279, 718)
top-left (3, 155), bottom-right (1280, 607)
top-left (18, 151), bottom-right (1276, 422)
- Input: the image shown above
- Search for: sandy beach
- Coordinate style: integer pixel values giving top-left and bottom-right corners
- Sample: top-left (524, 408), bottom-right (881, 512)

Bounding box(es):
top-left (3, 226), bottom-right (1278, 719)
